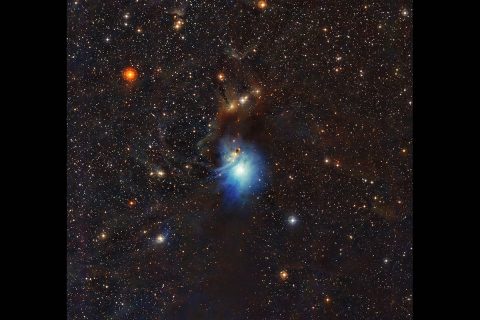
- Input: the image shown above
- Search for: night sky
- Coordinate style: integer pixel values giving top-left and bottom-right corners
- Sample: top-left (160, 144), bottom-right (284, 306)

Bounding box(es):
top-left (67, 0), bottom-right (412, 318)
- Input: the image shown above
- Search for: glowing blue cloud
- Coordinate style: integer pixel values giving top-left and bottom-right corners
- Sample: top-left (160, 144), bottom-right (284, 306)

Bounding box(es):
top-left (216, 138), bottom-right (266, 202)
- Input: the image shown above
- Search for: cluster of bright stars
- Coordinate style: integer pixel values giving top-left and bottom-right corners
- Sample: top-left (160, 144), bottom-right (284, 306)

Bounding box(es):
top-left (225, 94), bottom-right (251, 112)
top-left (118, 10), bottom-right (190, 40)
top-left (150, 169), bottom-right (166, 178)
top-left (324, 157), bottom-right (340, 167)
top-left (226, 147), bottom-right (241, 163)
top-left (123, 12), bottom-right (130, 26)
top-left (173, 17), bottom-right (184, 31)
top-left (239, 95), bottom-right (249, 105)
top-left (215, 72), bottom-right (262, 112)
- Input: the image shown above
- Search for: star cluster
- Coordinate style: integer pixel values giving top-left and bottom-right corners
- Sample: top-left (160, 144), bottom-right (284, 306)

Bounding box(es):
top-left (68, 0), bottom-right (412, 318)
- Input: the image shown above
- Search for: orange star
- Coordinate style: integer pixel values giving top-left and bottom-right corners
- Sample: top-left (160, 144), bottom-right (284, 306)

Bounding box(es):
top-left (122, 67), bottom-right (138, 82)
top-left (257, 1), bottom-right (267, 10)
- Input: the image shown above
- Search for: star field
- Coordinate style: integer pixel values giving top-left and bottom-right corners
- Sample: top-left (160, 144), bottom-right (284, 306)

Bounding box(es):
top-left (67, 0), bottom-right (412, 319)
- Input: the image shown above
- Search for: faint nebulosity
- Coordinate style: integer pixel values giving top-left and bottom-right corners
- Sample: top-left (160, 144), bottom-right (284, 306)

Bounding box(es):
top-left (67, 0), bottom-right (412, 318)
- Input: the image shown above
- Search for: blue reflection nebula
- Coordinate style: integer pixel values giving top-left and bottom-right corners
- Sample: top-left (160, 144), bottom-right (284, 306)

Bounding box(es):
top-left (216, 138), bottom-right (266, 202)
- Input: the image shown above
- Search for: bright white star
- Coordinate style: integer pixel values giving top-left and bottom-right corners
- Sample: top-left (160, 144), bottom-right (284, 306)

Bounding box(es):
top-left (288, 215), bottom-right (298, 225)
top-left (156, 235), bottom-right (165, 244)
top-left (234, 163), bottom-right (246, 176)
